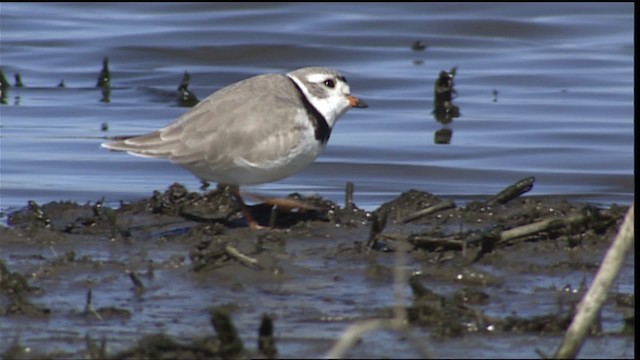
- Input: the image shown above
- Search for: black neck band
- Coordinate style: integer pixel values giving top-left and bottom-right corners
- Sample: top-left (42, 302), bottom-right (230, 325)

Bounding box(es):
top-left (288, 78), bottom-right (331, 144)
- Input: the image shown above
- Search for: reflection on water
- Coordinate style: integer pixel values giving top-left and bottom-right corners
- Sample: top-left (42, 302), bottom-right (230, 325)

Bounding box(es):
top-left (14, 73), bottom-right (24, 88)
top-left (434, 127), bottom-right (453, 145)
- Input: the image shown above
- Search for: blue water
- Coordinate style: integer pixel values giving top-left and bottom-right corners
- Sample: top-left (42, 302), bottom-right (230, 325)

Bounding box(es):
top-left (1, 2), bottom-right (634, 216)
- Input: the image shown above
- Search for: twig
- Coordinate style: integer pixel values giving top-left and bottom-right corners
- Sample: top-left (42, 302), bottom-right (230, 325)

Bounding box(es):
top-left (258, 314), bottom-right (278, 359)
top-left (498, 212), bottom-right (586, 245)
top-left (487, 176), bottom-right (535, 205)
top-left (406, 234), bottom-right (463, 250)
top-left (268, 206), bottom-right (278, 228)
top-left (85, 333), bottom-right (108, 360)
top-left (127, 271), bottom-right (145, 294)
top-left (366, 212), bottom-right (388, 251)
top-left (210, 307), bottom-right (244, 355)
top-left (554, 204), bottom-right (634, 359)
top-left (345, 182), bottom-right (355, 211)
top-left (391, 210), bottom-right (595, 253)
top-left (83, 289), bottom-right (102, 320)
top-left (401, 200), bottom-right (455, 223)
top-left (385, 233), bottom-right (464, 251)
top-left (225, 245), bottom-right (260, 268)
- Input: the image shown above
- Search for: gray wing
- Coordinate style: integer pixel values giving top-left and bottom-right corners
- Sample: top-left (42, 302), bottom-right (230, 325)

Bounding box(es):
top-left (102, 73), bottom-right (308, 169)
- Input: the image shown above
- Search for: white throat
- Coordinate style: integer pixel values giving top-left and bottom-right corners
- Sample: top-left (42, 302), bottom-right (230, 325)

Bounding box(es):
top-left (286, 74), bottom-right (348, 128)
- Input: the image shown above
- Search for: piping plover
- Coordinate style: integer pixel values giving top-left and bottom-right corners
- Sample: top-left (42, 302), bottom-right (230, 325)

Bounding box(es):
top-left (102, 67), bottom-right (368, 228)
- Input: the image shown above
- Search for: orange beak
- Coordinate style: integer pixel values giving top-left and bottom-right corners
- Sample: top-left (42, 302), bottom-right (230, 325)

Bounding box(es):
top-left (348, 95), bottom-right (368, 108)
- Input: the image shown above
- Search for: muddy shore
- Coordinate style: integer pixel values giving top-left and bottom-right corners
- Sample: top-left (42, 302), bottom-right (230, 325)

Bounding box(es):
top-left (0, 181), bottom-right (634, 359)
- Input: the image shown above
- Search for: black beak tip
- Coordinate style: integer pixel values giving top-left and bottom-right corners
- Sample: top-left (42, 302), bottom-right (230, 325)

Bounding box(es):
top-left (350, 96), bottom-right (368, 108)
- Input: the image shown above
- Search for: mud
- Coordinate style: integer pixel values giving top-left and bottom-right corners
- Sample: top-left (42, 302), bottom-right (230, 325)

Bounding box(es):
top-left (0, 181), bottom-right (634, 359)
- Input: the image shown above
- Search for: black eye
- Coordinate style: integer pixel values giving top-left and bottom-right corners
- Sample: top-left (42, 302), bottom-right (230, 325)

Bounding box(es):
top-left (323, 79), bottom-right (335, 88)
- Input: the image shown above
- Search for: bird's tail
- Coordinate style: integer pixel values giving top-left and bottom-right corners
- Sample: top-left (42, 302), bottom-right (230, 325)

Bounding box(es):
top-left (101, 131), bottom-right (174, 159)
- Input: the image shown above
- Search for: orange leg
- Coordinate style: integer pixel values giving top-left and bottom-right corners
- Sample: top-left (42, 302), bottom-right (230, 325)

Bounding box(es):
top-left (228, 186), bottom-right (264, 229)
top-left (243, 192), bottom-right (320, 211)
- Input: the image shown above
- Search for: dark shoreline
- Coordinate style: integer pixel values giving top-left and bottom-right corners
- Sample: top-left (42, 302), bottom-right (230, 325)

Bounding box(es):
top-left (1, 182), bottom-right (634, 359)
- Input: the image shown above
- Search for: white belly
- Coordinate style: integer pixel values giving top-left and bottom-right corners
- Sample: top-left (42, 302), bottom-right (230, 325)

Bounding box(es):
top-left (181, 131), bottom-right (325, 185)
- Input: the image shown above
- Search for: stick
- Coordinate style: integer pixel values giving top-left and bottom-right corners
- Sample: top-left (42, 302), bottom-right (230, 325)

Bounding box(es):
top-left (401, 200), bottom-right (455, 223)
top-left (127, 270), bottom-right (145, 294)
top-left (83, 289), bottom-right (102, 321)
top-left (210, 307), bottom-right (244, 355)
top-left (345, 182), bottom-right (355, 211)
top-left (258, 314), bottom-right (278, 359)
top-left (487, 176), bottom-right (535, 205)
top-left (225, 245), bottom-right (260, 268)
top-left (366, 212), bottom-right (387, 250)
top-left (554, 204), bottom-right (634, 359)
top-left (498, 213), bottom-right (586, 244)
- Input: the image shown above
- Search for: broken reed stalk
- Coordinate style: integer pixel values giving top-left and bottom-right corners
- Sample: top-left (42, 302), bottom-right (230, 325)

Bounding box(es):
top-left (401, 210), bottom-right (593, 251)
top-left (366, 212), bottom-right (387, 250)
top-left (85, 333), bottom-right (107, 360)
top-left (268, 206), bottom-right (278, 228)
top-left (14, 73), bottom-right (24, 87)
top-left (401, 200), bottom-right (455, 223)
top-left (487, 176), bottom-right (535, 205)
top-left (258, 314), bottom-right (278, 359)
top-left (498, 212), bottom-right (587, 245)
top-left (96, 57), bottom-right (110, 88)
top-left (177, 71), bottom-right (199, 106)
top-left (403, 234), bottom-right (463, 250)
top-left (554, 204), bottom-right (634, 359)
top-left (127, 271), bottom-right (145, 294)
top-left (83, 289), bottom-right (102, 320)
top-left (345, 182), bottom-right (354, 211)
top-left (224, 245), bottom-right (259, 268)
top-left (210, 307), bottom-right (244, 355)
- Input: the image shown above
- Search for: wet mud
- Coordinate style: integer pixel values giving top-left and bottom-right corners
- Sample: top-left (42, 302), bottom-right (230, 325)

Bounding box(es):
top-left (0, 181), bottom-right (634, 358)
